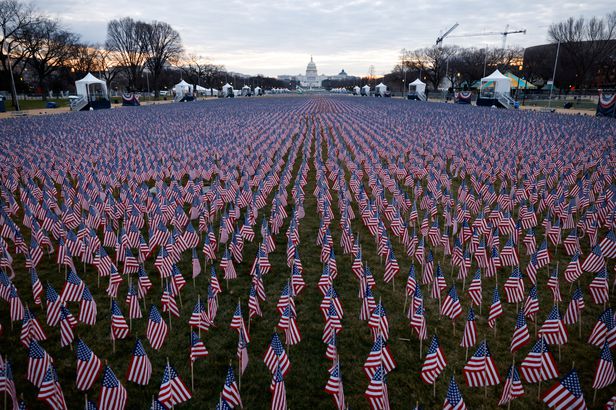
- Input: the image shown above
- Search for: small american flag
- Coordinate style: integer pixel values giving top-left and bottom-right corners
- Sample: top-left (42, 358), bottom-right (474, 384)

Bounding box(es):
top-left (75, 339), bottom-right (102, 391)
top-left (443, 375), bottom-right (466, 410)
top-left (221, 365), bottom-right (242, 408)
top-left (158, 362), bottom-right (192, 407)
top-left (126, 339), bottom-right (152, 385)
top-left (542, 369), bottom-right (586, 410)
top-left (98, 365), bottom-right (127, 410)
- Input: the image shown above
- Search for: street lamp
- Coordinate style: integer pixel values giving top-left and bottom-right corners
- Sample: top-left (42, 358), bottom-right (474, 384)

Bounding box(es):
top-left (2, 42), bottom-right (20, 111)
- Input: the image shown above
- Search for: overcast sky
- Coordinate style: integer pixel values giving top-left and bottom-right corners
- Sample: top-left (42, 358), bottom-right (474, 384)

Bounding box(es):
top-left (31, 0), bottom-right (614, 77)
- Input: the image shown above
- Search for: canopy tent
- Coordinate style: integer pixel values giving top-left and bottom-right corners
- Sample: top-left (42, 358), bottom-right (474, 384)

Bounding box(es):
top-left (408, 78), bottom-right (426, 94)
top-left (75, 73), bottom-right (108, 101)
top-left (241, 85), bottom-right (251, 96)
top-left (504, 72), bottom-right (536, 89)
top-left (254, 86), bottom-right (262, 96)
top-left (353, 85), bottom-right (361, 95)
top-left (375, 82), bottom-right (387, 96)
top-left (361, 85), bottom-right (371, 96)
top-left (222, 83), bottom-right (234, 97)
top-left (480, 69), bottom-right (512, 98)
top-left (174, 80), bottom-right (194, 97)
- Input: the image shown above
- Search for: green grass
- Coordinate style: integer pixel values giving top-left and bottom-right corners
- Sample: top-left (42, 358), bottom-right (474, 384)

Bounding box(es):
top-left (3, 98), bottom-right (68, 111)
top-left (0, 108), bottom-right (613, 410)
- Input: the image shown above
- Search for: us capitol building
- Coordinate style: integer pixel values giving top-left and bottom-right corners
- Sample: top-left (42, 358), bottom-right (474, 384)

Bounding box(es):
top-left (278, 56), bottom-right (357, 88)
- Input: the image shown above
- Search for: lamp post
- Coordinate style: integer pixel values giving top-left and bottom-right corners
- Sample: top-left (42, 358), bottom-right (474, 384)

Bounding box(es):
top-left (547, 40), bottom-right (560, 110)
top-left (2, 43), bottom-right (20, 111)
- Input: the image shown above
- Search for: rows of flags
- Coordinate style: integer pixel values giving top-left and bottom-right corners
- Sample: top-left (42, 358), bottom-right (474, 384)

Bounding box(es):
top-left (0, 96), bottom-right (615, 409)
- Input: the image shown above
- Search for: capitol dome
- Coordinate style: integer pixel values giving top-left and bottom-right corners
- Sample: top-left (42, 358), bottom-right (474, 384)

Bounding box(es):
top-left (306, 56), bottom-right (317, 72)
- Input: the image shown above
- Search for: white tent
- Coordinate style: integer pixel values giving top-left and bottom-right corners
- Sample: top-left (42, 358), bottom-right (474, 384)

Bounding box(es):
top-left (408, 78), bottom-right (426, 94)
top-left (254, 86), bottom-right (262, 95)
top-left (75, 73), bottom-right (108, 100)
top-left (480, 69), bottom-right (511, 97)
top-left (375, 82), bottom-right (387, 96)
top-left (174, 80), bottom-right (193, 97)
top-left (222, 83), bottom-right (234, 97)
top-left (241, 85), bottom-right (251, 96)
top-left (353, 85), bottom-right (361, 95)
top-left (361, 85), bottom-right (371, 95)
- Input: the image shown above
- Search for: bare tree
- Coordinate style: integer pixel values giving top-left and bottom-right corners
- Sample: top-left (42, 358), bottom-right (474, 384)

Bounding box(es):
top-left (70, 43), bottom-right (100, 77)
top-left (181, 54), bottom-right (225, 90)
top-left (143, 21), bottom-right (183, 98)
top-left (20, 17), bottom-right (79, 99)
top-left (0, 0), bottom-right (36, 107)
top-left (106, 17), bottom-right (149, 90)
top-left (548, 11), bottom-right (616, 88)
top-left (95, 46), bottom-right (122, 89)
top-left (410, 45), bottom-right (457, 90)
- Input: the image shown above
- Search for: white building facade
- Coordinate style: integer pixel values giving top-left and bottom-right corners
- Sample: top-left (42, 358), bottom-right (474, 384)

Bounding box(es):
top-left (278, 57), bottom-right (356, 89)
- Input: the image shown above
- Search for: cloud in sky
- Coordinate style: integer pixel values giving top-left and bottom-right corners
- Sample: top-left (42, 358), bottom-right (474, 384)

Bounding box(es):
top-left (31, 0), bottom-right (614, 76)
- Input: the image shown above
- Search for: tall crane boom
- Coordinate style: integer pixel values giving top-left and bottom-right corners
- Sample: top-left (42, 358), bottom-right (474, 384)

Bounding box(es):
top-left (436, 23), bottom-right (459, 47)
top-left (448, 25), bottom-right (526, 48)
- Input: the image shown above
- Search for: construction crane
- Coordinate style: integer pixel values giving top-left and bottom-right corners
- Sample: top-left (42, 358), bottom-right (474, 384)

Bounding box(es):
top-left (435, 23), bottom-right (459, 47)
top-left (449, 25), bottom-right (526, 48)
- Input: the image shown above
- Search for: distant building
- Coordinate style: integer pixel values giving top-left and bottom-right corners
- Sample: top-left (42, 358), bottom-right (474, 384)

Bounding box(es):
top-left (278, 56), bottom-right (358, 89)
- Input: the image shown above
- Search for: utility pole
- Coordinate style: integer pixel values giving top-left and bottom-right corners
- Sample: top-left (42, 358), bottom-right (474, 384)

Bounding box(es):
top-left (3, 43), bottom-right (20, 111)
top-left (547, 40), bottom-right (560, 110)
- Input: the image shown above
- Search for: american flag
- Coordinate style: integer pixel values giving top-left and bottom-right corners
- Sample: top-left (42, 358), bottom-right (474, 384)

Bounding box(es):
top-left (503, 266), bottom-right (524, 303)
top-left (125, 284), bottom-right (142, 320)
top-left (588, 267), bottom-right (609, 305)
top-left (263, 332), bottom-right (290, 376)
top-left (542, 369), bottom-right (587, 410)
top-left (0, 360), bottom-right (18, 410)
top-left (498, 365), bottom-right (525, 406)
top-left (463, 340), bottom-right (500, 387)
top-left (75, 338), bottom-right (102, 391)
top-left (363, 334), bottom-right (397, 379)
top-left (27, 340), bottom-right (53, 387)
top-left (146, 305), bottom-right (168, 350)
top-left (221, 365), bottom-right (242, 408)
top-left (45, 283), bottom-right (62, 327)
top-left (61, 270), bottom-right (84, 302)
top-left (158, 362), bottom-right (192, 407)
top-left (271, 365), bottom-right (287, 410)
top-left (524, 285), bottom-right (540, 320)
top-left (420, 335), bottom-right (447, 384)
top-left (230, 301), bottom-right (250, 343)
top-left (190, 331), bottom-right (208, 363)
top-left (441, 284), bottom-right (462, 320)
top-left (467, 269), bottom-right (482, 306)
top-left (510, 309), bottom-right (530, 352)
top-left (364, 365), bottom-right (389, 410)
top-left (581, 244), bottom-right (605, 272)
top-left (324, 359), bottom-right (345, 410)
top-left (237, 327), bottom-right (249, 376)
top-left (19, 307), bottom-right (46, 348)
top-left (519, 337), bottom-right (559, 383)
top-left (564, 286), bottom-right (585, 325)
top-left (126, 339), bottom-right (152, 385)
top-left (488, 286), bottom-right (503, 328)
top-left (538, 306), bottom-right (568, 345)
top-left (110, 300), bottom-right (129, 340)
top-left (30, 268), bottom-right (43, 305)
top-left (587, 308), bottom-right (615, 348)
top-left (592, 341), bottom-right (615, 390)
top-left (460, 307), bottom-right (477, 348)
top-left (443, 375), bottom-right (466, 410)
top-left (189, 297), bottom-right (211, 331)
top-left (99, 365), bottom-right (127, 410)
top-left (37, 365), bottom-right (67, 410)
top-left (79, 285), bottom-right (97, 326)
